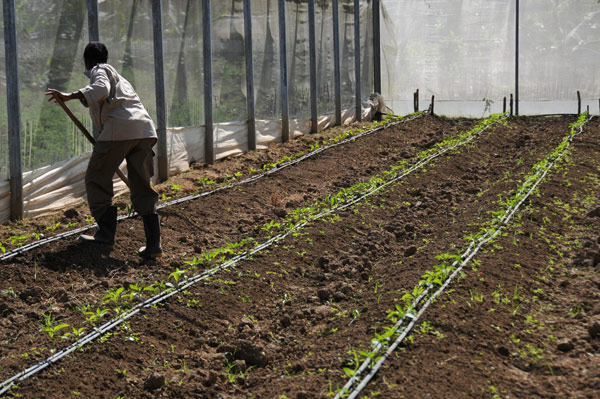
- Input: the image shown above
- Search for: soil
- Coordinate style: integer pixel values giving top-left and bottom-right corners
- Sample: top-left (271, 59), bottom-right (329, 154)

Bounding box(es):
top-left (1, 114), bottom-right (599, 399)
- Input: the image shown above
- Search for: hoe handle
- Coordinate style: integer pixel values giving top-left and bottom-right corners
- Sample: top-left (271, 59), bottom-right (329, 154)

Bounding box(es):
top-left (53, 94), bottom-right (131, 188)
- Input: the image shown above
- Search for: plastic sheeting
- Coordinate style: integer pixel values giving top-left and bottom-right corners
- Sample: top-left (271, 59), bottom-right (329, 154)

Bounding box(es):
top-left (0, 105), bottom-right (366, 222)
top-left (12, 0), bottom-right (91, 171)
top-left (381, 0), bottom-right (600, 116)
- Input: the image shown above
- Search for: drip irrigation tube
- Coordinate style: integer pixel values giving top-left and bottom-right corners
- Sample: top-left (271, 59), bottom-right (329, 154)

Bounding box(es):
top-left (0, 115), bottom-right (421, 263)
top-left (335, 116), bottom-right (592, 399)
top-left (0, 114), bottom-right (500, 396)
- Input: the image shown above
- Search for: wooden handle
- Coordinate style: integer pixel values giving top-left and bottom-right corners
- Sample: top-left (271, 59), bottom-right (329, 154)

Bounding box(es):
top-left (53, 94), bottom-right (131, 188)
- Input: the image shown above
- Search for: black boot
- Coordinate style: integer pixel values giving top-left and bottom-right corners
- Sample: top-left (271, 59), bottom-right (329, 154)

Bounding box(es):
top-left (79, 206), bottom-right (117, 246)
top-left (138, 214), bottom-right (163, 259)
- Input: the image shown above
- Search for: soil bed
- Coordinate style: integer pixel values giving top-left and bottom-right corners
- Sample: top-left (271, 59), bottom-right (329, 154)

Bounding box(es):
top-left (2, 115), bottom-right (597, 399)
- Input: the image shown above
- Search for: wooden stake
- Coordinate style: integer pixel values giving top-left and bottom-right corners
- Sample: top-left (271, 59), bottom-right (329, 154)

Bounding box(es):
top-left (577, 91), bottom-right (581, 115)
top-left (510, 94), bottom-right (514, 116)
top-left (503, 97), bottom-right (507, 113)
top-left (414, 89), bottom-right (419, 113)
top-left (430, 95), bottom-right (435, 115)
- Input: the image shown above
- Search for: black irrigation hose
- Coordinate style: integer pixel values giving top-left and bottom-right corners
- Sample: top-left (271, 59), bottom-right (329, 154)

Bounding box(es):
top-left (0, 114), bottom-right (499, 396)
top-left (335, 116), bottom-right (592, 399)
top-left (0, 115), bottom-right (421, 263)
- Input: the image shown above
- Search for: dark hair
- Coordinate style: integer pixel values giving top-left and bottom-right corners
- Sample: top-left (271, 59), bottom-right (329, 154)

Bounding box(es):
top-left (83, 42), bottom-right (108, 69)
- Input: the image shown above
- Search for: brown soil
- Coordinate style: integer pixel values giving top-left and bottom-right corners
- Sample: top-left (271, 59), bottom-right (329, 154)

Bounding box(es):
top-left (1, 115), bottom-right (599, 399)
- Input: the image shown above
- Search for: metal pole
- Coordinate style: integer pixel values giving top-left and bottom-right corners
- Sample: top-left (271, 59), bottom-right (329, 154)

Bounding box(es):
top-left (354, 0), bottom-right (361, 122)
top-left (203, 0), bottom-right (214, 163)
top-left (333, 0), bottom-right (341, 126)
top-left (278, 0), bottom-right (290, 142)
top-left (515, 0), bottom-right (519, 116)
top-left (373, 0), bottom-right (381, 95)
top-left (3, 0), bottom-right (23, 221)
top-left (243, 0), bottom-right (256, 151)
top-left (152, 0), bottom-right (168, 181)
top-left (87, 0), bottom-right (99, 42)
top-left (308, 0), bottom-right (318, 133)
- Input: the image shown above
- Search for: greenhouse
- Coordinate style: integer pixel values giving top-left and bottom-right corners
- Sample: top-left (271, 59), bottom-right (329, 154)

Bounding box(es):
top-left (0, 1), bottom-right (599, 398)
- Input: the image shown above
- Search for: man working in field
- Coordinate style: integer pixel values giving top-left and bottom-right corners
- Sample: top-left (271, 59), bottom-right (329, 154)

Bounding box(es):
top-left (46, 42), bottom-right (162, 261)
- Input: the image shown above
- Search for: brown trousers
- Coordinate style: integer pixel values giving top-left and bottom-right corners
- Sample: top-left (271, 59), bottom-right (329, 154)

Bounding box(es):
top-left (85, 138), bottom-right (158, 221)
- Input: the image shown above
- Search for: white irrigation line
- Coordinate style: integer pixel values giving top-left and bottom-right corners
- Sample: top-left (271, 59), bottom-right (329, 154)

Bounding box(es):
top-left (0, 114), bottom-right (497, 396)
top-left (0, 115), bottom-right (421, 263)
top-left (336, 117), bottom-right (591, 399)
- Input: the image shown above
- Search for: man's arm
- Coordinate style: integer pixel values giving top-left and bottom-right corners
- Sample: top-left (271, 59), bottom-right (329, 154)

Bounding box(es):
top-left (45, 89), bottom-right (85, 103)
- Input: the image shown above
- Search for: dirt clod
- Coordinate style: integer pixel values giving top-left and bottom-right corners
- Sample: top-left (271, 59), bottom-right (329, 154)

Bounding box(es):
top-left (404, 246), bottom-right (417, 257)
top-left (143, 373), bottom-right (165, 391)
top-left (557, 339), bottom-right (575, 352)
top-left (589, 319), bottom-right (600, 339)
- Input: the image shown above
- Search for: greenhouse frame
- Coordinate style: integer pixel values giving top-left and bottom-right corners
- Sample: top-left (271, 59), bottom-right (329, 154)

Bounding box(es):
top-left (0, 0), bottom-right (598, 223)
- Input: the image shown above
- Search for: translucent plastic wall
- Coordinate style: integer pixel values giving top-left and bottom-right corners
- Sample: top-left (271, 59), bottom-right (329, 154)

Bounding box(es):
top-left (0, 1), bottom-right (6, 180)
top-left (360, 0), bottom-right (373, 103)
top-left (163, 0), bottom-right (204, 127)
top-left (253, 0), bottom-right (281, 120)
top-left (381, 0), bottom-right (600, 116)
top-left (315, 0), bottom-right (335, 116)
top-left (340, 0), bottom-right (356, 109)
top-left (381, 0), bottom-right (515, 116)
top-left (286, 0), bottom-right (311, 120)
top-left (212, 0), bottom-right (247, 124)
top-left (520, 0), bottom-right (599, 114)
top-left (16, 0), bottom-right (90, 171)
top-left (99, 0), bottom-right (156, 122)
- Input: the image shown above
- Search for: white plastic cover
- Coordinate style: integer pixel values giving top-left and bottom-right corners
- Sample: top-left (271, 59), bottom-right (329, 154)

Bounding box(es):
top-left (381, 0), bottom-right (599, 116)
top-left (0, 106), bottom-right (365, 223)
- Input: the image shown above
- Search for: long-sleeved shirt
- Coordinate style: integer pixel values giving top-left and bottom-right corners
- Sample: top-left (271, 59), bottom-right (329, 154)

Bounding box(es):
top-left (79, 63), bottom-right (157, 142)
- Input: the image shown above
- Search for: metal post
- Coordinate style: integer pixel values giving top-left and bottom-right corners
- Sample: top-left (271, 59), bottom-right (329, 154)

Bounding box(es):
top-left (151, 0), bottom-right (168, 181)
top-left (333, 0), bottom-right (342, 126)
top-left (243, 0), bottom-right (256, 151)
top-left (354, 0), bottom-right (361, 122)
top-left (87, 0), bottom-right (99, 42)
top-left (308, 0), bottom-right (318, 133)
top-left (515, 0), bottom-right (519, 116)
top-left (373, 0), bottom-right (381, 95)
top-left (278, 0), bottom-right (290, 142)
top-left (203, 0), bottom-right (214, 163)
top-left (3, 0), bottom-right (23, 221)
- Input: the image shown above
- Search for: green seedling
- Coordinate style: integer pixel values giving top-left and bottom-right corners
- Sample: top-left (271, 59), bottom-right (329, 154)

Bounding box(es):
top-left (84, 307), bottom-right (109, 324)
top-left (41, 321), bottom-right (70, 340)
top-left (102, 287), bottom-right (125, 306)
top-left (168, 268), bottom-right (188, 288)
top-left (45, 222), bottom-right (61, 232)
top-left (61, 327), bottom-right (86, 341)
top-left (9, 234), bottom-right (29, 248)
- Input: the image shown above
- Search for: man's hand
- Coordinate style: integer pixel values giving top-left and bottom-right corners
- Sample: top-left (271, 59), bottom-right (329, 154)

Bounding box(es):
top-left (45, 89), bottom-right (84, 103)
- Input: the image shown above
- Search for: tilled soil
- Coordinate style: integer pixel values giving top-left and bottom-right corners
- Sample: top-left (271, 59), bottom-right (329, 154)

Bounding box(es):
top-left (1, 115), bottom-right (599, 399)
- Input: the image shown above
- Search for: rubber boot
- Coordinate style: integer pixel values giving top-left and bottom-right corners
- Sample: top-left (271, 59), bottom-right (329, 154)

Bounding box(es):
top-left (138, 214), bottom-right (163, 259)
top-left (79, 206), bottom-right (117, 246)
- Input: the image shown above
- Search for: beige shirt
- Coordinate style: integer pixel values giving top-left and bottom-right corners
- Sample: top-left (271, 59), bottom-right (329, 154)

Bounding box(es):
top-left (79, 64), bottom-right (157, 142)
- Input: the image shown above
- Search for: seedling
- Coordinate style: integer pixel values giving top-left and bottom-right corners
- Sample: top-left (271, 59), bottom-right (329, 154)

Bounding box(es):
top-left (84, 307), bottom-right (109, 324)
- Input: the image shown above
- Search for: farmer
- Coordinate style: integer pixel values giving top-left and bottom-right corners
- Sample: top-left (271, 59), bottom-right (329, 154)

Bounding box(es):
top-left (45, 42), bottom-right (162, 260)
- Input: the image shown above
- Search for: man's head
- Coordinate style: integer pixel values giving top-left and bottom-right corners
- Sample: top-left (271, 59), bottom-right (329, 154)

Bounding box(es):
top-left (84, 42), bottom-right (108, 71)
